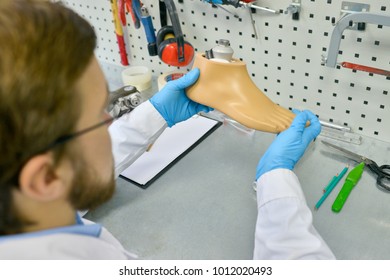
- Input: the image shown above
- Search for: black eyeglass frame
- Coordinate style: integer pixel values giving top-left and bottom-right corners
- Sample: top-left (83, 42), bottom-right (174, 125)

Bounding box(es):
top-left (43, 115), bottom-right (115, 152)
top-left (8, 114), bottom-right (116, 188)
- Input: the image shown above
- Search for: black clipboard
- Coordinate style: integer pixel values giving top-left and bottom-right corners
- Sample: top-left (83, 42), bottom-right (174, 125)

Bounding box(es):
top-left (119, 115), bottom-right (222, 189)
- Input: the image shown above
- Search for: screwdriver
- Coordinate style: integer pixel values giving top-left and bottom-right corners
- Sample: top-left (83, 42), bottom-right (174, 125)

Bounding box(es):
top-left (217, 0), bottom-right (280, 14)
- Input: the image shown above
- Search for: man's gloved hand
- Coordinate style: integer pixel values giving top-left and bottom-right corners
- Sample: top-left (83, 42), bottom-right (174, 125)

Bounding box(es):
top-left (255, 110), bottom-right (321, 180)
top-left (149, 68), bottom-right (213, 127)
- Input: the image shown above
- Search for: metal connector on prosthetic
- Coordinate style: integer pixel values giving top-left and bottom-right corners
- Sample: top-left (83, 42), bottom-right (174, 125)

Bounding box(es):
top-left (108, 85), bottom-right (142, 118)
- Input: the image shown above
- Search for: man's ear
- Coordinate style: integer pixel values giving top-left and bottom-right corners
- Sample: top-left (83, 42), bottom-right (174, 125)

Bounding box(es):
top-left (18, 153), bottom-right (68, 202)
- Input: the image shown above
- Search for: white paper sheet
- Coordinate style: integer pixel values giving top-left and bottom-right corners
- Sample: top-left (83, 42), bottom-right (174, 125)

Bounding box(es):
top-left (120, 115), bottom-right (220, 187)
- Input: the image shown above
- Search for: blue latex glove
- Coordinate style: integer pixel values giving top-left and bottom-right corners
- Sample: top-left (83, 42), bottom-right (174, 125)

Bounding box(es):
top-left (149, 68), bottom-right (213, 127)
top-left (255, 110), bottom-right (321, 180)
top-left (204, 0), bottom-right (223, 4)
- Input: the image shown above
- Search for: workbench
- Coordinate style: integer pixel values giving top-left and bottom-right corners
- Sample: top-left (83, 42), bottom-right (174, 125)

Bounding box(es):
top-left (84, 62), bottom-right (390, 260)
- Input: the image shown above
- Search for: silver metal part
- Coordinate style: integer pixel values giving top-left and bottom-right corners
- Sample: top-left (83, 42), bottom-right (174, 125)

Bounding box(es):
top-left (215, 4), bottom-right (239, 19)
top-left (207, 39), bottom-right (234, 62)
top-left (248, 7), bottom-right (258, 39)
top-left (284, 4), bottom-right (299, 15)
top-left (319, 120), bottom-right (362, 145)
top-left (285, 0), bottom-right (301, 14)
top-left (240, 2), bottom-right (279, 14)
top-left (141, 6), bottom-right (149, 16)
top-left (320, 120), bottom-right (351, 132)
top-left (333, 2), bottom-right (370, 29)
top-left (108, 85), bottom-right (142, 118)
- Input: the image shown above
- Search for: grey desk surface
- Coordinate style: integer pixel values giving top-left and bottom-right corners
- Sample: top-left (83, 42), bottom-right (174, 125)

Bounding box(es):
top-left (87, 62), bottom-right (390, 260)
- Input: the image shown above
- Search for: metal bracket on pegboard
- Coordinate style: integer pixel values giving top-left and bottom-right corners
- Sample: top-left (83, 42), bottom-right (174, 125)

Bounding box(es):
top-left (284, 0), bottom-right (301, 20)
top-left (337, 1), bottom-right (370, 30)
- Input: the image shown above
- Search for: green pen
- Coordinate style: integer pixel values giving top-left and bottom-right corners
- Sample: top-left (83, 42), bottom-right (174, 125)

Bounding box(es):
top-left (332, 162), bottom-right (365, 213)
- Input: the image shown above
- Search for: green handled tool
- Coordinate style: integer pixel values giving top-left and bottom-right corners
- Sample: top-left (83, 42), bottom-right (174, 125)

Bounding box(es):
top-left (332, 162), bottom-right (365, 213)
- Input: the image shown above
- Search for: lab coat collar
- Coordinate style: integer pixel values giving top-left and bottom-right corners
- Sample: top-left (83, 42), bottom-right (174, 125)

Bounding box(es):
top-left (0, 213), bottom-right (102, 243)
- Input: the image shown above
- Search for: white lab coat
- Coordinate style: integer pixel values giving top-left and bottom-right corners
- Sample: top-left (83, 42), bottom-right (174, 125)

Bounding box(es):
top-left (255, 169), bottom-right (335, 259)
top-left (0, 218), bottom-right (137, 259)
top-left (0, 101), bottom-right (335, 259)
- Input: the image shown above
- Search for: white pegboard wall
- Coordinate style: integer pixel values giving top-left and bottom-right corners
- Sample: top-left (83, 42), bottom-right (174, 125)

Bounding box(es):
top-left (61, 0), bottom-right (390, 142)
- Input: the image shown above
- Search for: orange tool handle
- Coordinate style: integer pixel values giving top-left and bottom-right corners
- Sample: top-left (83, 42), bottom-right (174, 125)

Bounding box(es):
top-left (341, 62), bottom-right (390, 77)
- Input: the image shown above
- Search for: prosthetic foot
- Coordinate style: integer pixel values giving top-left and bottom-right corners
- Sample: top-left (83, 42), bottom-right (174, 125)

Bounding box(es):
top-left (186, 53), bottom-right (295, 133)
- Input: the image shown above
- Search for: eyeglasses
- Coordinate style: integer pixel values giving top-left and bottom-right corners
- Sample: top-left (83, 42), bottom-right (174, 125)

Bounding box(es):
top-left (42, 114), bottom-right (115, 152)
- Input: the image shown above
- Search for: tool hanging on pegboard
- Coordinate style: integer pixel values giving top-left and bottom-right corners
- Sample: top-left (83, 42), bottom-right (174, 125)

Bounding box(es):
top-left (131, 0), bottom-right (158, 56)
top-left (204, 0), bottom-right (279, 14)
top-left (118, 0), bottom-right (140, 29)
top-left (340, 62), bottom-right (390, 77)
top-left (110, 0), bottom-right (129, 65)
top-left (203, 1), bottom-right (280, 39)
top-left (117, 0), bottom-right (158, 56)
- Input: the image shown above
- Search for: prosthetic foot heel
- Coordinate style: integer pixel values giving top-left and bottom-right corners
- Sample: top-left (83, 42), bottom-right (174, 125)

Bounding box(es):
top-left (187, 53), bottom-right (295, 133)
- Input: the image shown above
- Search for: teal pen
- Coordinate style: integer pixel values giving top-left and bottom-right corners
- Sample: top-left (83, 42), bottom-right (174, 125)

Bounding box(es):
top-left (323, 176), bottom-right (337, 193)
top-left (315, 166), bottom-right (349, 210)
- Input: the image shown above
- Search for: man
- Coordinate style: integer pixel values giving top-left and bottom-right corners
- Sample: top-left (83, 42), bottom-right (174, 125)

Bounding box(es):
top-left (0, 0), bottom-right (211, 259)
top-left (0, 0), bottom-right (334, 259)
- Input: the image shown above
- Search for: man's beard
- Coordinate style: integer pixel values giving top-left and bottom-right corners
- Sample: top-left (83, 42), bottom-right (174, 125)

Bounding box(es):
top-left (67, 149), bottom-right (116, 211)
